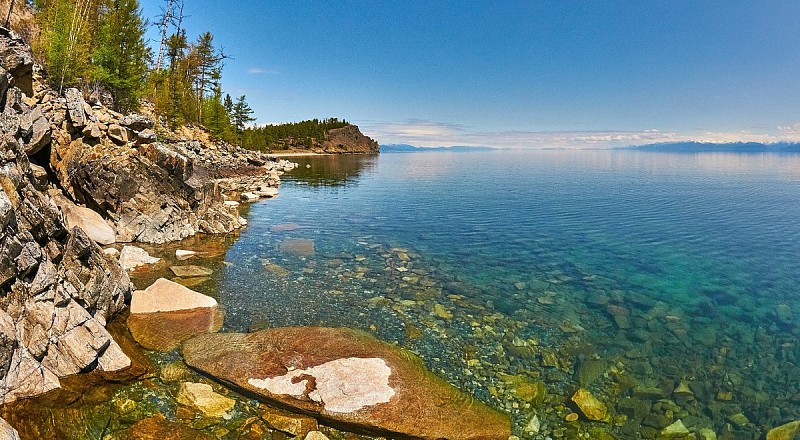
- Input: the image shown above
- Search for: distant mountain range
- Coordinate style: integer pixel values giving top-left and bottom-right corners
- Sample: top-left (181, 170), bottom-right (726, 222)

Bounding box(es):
top-left (380, 144), bottom-right (496, 152)
top-left (622, 141), bottom-right (800, 152)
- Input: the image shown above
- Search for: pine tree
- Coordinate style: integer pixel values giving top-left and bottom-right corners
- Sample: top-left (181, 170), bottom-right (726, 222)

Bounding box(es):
top-left (202, 84), bottom-right (232, 140)
top-left (223, 93), bottom-right (233, 114)
top-left (231, 95), bottom-right (254, 133)
top-left (94, 0), bottom-right (151, 112)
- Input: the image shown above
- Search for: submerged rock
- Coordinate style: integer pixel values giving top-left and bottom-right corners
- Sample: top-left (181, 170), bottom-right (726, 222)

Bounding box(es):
top-left (182, 327), bottom-right (511, 439)
top-left (119, 245), bottom-right (160, 271)
top-left (176, 382), bottom-right (235, 418)
top-left (128, 278), bottom-right (222, 351)
top-left (660, 419), bottom-right (691, 439)
top-left (766, 420), bottom-right (800, 440)
top-left (260, 406), bottom-right (318, 438)
top-left (118, 414), bottom-right (214, 440)
top-left (571, 388), bottom-right (609, 422)
top-left (279, 238), bottom-right (315, 257)
top-left (169, 265), bottom-right (213, 277)
top-left (270, 223), bottom-right (301, 232)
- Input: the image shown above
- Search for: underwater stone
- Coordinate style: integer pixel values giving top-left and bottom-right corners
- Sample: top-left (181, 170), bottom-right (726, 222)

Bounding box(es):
top-left (571, 388), bottom-right (609, 422)
top-left (169, 265), bottom-right (213, 277)
top-left (182, 327), bottom-right (511, 439)
top-left (128, 278), bottom-right (222, 351)
top-left (176, 382), bottom-right (235, 418)
top-left (260, 406), bottom-right (318, 438)
top-left (279, 238), bottom-right (315, 256)
top-left (659, 419), bottom-right (690, 439)
top-left (766, 420), bottom-right (800, 440)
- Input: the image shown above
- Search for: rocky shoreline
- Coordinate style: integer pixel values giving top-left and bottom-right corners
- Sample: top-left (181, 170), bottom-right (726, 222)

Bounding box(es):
top-left (0, 26), bottom-right (300, 435)
top-left (0, 26), bottom-right (507, 440)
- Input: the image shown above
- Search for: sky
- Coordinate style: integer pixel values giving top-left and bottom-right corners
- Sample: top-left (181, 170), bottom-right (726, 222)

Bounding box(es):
top-left (138, 0), bottom-right (800, 148)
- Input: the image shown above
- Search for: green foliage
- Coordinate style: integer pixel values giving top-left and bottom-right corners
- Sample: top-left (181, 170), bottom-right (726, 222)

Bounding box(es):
top-left (93, 0), bottom-right (151, 112)
top-left (33, 0), bottom-right (150, 110)
top-left (241, 118), bottom-right (350, 152)
top-left (202, 84), bottom-right (233, 142)
top-left (30, 0), bottom-right (334, 149)
top-left (33, 0), bottom-right (101, 92)
top-left (231, 95), bottom-right (255, 133)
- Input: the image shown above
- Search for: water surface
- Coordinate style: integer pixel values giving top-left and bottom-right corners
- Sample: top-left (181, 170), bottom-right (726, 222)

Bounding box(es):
top-left (216, 150), bottom-right (800, 438)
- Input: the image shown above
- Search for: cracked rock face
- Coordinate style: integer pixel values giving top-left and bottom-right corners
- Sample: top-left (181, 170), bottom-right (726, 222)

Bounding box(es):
top-left (182, 327), bottom-right (511, 440)
top-left (0, 92), bottom-right (131, 404)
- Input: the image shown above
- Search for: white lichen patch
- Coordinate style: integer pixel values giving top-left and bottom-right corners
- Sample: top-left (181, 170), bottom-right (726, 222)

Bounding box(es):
top-left (248, 357), bottom-right (396, 413)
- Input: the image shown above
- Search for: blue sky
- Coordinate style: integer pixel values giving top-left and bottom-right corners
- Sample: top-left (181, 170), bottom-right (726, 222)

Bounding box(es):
top-left (139, 1), bottom-right (800, 148)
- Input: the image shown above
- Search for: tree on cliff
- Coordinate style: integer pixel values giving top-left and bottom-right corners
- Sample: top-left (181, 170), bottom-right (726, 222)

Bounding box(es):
top-left (203, 84), bottom-right (232, 141)
top-left (33, 0), bottom-right (101, 92)
top-left (93, 0), bottom-right (152, 112)
top-left (231, 95), bottom-right (255, 134)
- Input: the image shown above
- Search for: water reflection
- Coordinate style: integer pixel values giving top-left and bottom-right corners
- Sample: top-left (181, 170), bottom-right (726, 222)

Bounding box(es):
top-left (281, 154), bottom-right (379, 187)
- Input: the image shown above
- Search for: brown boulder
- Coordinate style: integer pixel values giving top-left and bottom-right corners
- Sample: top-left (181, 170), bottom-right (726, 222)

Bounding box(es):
top-left (279, 238), bottom-right (315, 256)
top-left (128, 278), bottom-right (222, 351)
top-left (182, 327), bottom-right (511, 439)
top-left (119, 414), bottom-right (214, 440)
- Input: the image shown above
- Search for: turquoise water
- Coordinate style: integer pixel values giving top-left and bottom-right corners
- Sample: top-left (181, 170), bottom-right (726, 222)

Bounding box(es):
top-left (218, 150), bottom-right (800, 438)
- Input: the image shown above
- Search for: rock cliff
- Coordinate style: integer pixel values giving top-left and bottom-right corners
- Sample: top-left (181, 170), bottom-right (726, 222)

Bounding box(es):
top-left (268, 124), bottom-right (379, 154)
top-left (0, 24), bottom-right (288, 431)
top-left (47, 86), bottom-right (282, 243)
top-left (0, 27), bottom-right (133, 413)
top-left (317, 125), bottom-right (379, 154)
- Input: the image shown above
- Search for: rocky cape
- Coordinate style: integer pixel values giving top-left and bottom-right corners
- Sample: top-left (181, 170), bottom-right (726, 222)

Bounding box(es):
top-left (0, 25), bottom-right (293, 433)
top-left (268, 125), bottom-right (380, 154)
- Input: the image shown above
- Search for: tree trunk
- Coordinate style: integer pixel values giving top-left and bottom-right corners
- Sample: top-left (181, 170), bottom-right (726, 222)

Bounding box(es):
top-left (4, 0), bottom-right (15, 28)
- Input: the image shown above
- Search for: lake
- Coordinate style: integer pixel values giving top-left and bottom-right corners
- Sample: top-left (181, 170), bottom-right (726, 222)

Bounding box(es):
top-left (214, 150), bottom-right (799, 438)
top-left (11, 150), bottom-right (797, 439)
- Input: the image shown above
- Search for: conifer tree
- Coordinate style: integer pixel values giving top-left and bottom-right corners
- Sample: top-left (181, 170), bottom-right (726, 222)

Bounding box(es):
top-left (231, 95), bottom-right (254, 133)
top-left (94, 0), bottom-right (151, 112)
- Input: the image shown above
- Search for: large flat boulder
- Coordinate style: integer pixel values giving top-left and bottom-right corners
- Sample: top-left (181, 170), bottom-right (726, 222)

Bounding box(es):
top-left (55, 196), bottom-right (116, 245)
top-left (182, 327), bottom-right (511, 440)
top-left (128, 278), bottom-right (222, 351)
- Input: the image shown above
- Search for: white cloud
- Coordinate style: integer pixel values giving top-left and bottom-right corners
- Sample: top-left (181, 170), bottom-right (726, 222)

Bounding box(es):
top-left (247, 67), bottom-right (278, 75)
top-left (360, 120), bottom-right (800, 149)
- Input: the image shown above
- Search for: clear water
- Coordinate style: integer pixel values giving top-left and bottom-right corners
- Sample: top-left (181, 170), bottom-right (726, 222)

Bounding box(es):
top-left (209, 150), bottom-right (799, 437)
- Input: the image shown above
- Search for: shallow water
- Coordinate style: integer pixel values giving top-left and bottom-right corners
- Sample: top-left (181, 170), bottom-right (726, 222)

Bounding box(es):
top-left (12, 150), bottom-right (798, 439)
top-left (216, 150), bottom-right (800, 437)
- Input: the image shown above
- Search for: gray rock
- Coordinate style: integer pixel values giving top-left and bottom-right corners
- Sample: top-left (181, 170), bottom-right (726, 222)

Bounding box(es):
top-left (20, 107), bottom-right (50, 155)
top-left (0, 28), bottom-right (33, 95)
top-left (107, 124), bottom-right (129, 144)
top-left (120, 113), bottom-right (154, 131)
top-left (119, 245), bottom-right (159, 270)
top-left (81, 122), bottom-right (102, 139)
top-left (64, 88), bottom-right (86, 128)
top-left (0, 188), bottom-right (12, 229)
top-left (136, 128), bottom-right (156, 144)
top-left (0, 416), bottom-right (20, 440)
top-left (56, 196), bottom-right (116, 245)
